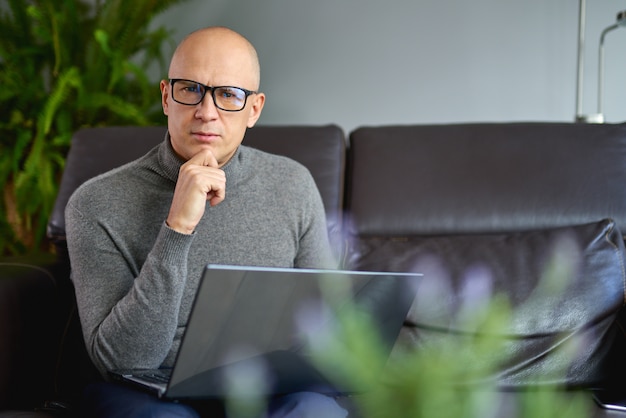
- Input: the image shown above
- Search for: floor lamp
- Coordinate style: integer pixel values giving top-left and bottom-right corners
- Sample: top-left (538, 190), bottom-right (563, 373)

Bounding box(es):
top-left (596, 11), bottom-right (626, 123)
top-left (575, 1), bottom-right (626, 123)
top-left (575, 0), bottom-right (587, 122)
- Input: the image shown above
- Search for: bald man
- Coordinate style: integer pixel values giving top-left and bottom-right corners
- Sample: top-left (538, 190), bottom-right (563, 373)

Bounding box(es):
top-left (66, 27), bottom-right (344, 417)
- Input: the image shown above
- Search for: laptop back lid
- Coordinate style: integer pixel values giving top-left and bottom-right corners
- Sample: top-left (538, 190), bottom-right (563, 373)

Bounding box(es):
top-left (166, 265), bottom-right (421, 399)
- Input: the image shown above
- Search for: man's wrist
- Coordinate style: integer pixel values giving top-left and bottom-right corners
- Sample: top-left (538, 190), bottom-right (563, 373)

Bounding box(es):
top-left (165, 219), bottom-right (195, 235)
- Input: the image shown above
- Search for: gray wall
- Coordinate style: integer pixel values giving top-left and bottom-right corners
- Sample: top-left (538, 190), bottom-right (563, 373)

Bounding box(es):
top-left (153, 0), bottom-right (626, 133)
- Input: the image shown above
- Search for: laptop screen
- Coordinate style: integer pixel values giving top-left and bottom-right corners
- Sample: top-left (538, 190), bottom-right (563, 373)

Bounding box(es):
top-left (164, 265), bottom-right (421, 398)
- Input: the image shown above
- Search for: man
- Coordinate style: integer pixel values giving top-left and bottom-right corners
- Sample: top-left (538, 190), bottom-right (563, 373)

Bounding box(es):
top-left (66, 26), bottom-right (346, 417)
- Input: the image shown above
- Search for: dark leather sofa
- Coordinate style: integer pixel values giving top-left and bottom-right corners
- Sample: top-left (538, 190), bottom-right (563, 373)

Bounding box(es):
top-left (2, 122), bottom-right (626, 417)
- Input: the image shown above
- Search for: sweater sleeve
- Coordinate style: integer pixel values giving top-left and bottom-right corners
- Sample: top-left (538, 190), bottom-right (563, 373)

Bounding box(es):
top-left (293, 171), bottom-right (338, 269)
top-left (65, 192), bottom-right (194, 378)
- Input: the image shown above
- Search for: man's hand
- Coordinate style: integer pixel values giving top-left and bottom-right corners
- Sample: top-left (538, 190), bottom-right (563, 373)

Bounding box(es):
top-left (166, 149), bottom-right (226, 234)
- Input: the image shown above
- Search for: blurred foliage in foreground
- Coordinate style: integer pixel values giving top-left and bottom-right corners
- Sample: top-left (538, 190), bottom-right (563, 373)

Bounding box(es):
top-left (307, 292), bottom-right (591, 418)
top-left (220, 286), bottom-right (592, 418)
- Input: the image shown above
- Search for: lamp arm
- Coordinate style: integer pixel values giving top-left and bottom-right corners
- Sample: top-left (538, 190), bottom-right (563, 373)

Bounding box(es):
top-left (597, 23), bottom-right (619, 116)
top-left (575, 0), bottom-right (586, 121)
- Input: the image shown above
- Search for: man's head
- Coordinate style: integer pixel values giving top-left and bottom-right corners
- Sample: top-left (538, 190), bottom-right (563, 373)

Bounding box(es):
top-left (160, 26), bottom-right (265, 165)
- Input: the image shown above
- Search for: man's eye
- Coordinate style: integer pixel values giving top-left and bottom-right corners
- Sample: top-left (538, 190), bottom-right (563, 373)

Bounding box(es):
top-left (183, 85), bottom-right (202, 93)
top-left (218, 88), bottom-right (243, 100)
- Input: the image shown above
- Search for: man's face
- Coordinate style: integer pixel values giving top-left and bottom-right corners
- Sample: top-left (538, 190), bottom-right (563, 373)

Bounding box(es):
top-left (160, 31), bottom-right (265, 165)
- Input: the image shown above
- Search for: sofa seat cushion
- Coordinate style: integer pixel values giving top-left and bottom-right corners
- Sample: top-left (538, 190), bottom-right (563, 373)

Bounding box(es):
top-left (345, 218), bottom-right (626, 387)
top-left (0, 412), bottom-right (56, 417)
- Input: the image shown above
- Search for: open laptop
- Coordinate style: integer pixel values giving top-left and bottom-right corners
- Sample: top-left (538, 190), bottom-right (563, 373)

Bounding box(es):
top-left (110, 265), bottom-right (421, 400)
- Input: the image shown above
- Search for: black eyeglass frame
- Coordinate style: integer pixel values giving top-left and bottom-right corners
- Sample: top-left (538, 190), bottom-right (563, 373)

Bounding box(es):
top-left (169, 78), bottom-right (257, 112)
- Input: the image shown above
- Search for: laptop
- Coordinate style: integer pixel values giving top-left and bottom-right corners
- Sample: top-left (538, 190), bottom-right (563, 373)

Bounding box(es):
top-left (110, 264), bottom-right (421, 400)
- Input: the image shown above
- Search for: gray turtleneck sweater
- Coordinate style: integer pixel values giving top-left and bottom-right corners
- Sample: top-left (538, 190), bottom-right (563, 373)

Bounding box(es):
top-left (65, 134), bottom-right (334, 378)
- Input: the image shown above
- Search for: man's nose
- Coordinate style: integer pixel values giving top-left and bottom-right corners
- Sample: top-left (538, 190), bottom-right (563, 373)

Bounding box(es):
top-left (195, 91), bottom-right (219, 119)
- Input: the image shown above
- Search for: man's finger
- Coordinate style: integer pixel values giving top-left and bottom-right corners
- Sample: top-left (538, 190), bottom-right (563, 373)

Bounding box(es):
top-left (208, 187), bottom-right (226, 207)
top-left (187, 149), bottom-right (219, 168)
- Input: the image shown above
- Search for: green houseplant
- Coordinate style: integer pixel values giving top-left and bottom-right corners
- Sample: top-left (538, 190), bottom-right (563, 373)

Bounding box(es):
top-left (220, 286), bottom-right (593, 418)
top-left (0, 0), bottom-right (188, 255)
top-left (221, 243), bottom-right (594, 418)
top-left (303, 240), bottom-right (594, 418)
top-left (304, 292), bottom-right (592, 418)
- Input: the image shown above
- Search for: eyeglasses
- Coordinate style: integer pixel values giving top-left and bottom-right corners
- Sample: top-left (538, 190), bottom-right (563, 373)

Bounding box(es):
top-left (169, 79), bottom-right (257, 112)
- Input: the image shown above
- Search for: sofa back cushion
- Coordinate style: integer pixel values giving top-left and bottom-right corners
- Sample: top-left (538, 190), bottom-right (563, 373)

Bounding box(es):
top-left (346, 122), bottom-right (626, 236)
top-left (48, 125), bottom-right (346, 252)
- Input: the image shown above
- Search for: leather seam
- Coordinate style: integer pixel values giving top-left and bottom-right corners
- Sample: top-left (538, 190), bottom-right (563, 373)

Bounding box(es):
top-left (604, 221), bottom-right (626, 304)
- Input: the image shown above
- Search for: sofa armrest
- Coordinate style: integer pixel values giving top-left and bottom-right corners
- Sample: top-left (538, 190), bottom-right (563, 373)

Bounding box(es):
top-left (0, 258), bottom-right (60, 411)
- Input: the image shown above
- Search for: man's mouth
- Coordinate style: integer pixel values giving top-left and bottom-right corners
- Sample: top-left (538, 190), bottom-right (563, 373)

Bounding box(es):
top-left (192, 131), bottom-right (219, 142)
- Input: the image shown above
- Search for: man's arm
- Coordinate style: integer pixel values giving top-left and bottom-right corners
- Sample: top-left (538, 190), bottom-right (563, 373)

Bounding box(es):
top-left (66, 149), bottom-right (226, 377)
top-left (66, 198), bottom-right (193, 377)
top-left (166, 149), bottom-right (225, 234)
top-left (293, 172), bottom-right (337, 269)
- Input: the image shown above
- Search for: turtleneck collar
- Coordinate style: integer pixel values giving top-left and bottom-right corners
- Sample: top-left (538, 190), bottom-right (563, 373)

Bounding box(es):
top-left (157, 131), bottom-right (244, 185)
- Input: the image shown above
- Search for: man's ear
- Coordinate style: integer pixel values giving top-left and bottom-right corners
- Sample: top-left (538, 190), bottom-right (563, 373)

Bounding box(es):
top-left (246, 92), bottom-right (265, 128)
top-left (160, 80), bottom-right (170, 116)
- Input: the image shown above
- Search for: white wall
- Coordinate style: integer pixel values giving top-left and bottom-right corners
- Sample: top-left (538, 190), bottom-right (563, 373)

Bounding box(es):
top-left (153, 0), bottom-right (626, 133)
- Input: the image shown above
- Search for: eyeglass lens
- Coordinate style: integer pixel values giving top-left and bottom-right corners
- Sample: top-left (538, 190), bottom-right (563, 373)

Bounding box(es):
top-left (172, 80), bottom-right (248, 111)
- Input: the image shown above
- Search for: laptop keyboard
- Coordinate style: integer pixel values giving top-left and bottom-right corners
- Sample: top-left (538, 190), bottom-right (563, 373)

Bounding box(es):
top-left (138, 369), bottom-right (171, 384)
